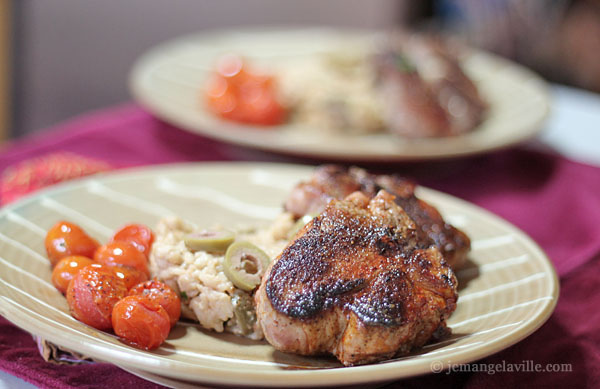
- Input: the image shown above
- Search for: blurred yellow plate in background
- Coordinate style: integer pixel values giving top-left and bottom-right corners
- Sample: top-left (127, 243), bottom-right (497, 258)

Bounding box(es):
top-left (129, 28), bottom-right (551, 161)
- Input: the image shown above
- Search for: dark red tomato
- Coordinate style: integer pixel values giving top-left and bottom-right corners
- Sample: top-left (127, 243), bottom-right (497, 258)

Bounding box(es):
top-left (94, 241), bottom-right (149, 276)
top-left (66, 264), bottom-right (128, 330)
top-left (111, 295), bottom-right (171, 350)
top-left (112, 266), bottom-right (149, 290)
top-left (111, 224), bottom-right (155, 257)
top-left (45, 221), bottom-right (100, 266)
top-left (128, 280), bottom-right (181, 327)
top-left (51, 255), bottom-right (95, 294)
top-left (205, 55), bottom-right (286, 126)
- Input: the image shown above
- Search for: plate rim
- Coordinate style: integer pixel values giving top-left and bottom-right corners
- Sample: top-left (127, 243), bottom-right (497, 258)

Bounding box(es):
top-left (0, 161), bottom-right (559, 387)
top-left (128, 26), bottom-right (552, 162)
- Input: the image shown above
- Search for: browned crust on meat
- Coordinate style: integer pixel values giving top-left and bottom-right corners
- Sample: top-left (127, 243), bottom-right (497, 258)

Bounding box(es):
top-left (259, 190), bottom-right (458, 365)
top-left (284, 165), bottom-right (470, 269)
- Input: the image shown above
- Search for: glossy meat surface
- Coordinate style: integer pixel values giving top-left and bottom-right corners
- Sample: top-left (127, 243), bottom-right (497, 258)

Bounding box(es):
top-left (399, 34), bottom-right (488, 135)
top-left (374, 32), bottom-right (487, 137)
top-left (257, 191), bottom-right (458, 366)
top-left (376, 53), bottom-right (451, 137)
top-left (284, 165), bottom-right (470, 269)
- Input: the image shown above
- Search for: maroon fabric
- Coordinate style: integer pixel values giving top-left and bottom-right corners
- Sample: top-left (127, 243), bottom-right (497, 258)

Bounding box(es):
top-left (0, 104), bottom-right (598, 388)
top-left (0, 152), bottom-right (112, 204)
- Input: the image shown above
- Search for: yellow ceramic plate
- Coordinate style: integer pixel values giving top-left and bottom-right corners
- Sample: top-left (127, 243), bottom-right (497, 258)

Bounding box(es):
top-left (129, 27), bottom-right (551, 161)
top-left (0, 163), bottom-right (558, 387)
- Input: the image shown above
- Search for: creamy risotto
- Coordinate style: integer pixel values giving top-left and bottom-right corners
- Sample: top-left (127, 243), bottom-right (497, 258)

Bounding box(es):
top-left (149, 214), bottom-right (294, 339)
top-left (276, 52), bottom-right (386, 134)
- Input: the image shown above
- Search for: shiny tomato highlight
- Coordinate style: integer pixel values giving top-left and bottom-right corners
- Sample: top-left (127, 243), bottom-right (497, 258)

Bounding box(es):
top-left (111, 295), bottom-right (171, 350)
top-left (111, 224), bottom-right (154, 257)
top-left (51, 255), bottom-right (95, 294)
top-left (128, 280), bottom-right (181, 327)
top-left (94, 241), bottom-right (149, 276)
top-left (112, 266), bottom-right (149, 290)
top-left (66, 264), bottom-right (128, 330)
top-left (45, 221), bottom-right (100, 266)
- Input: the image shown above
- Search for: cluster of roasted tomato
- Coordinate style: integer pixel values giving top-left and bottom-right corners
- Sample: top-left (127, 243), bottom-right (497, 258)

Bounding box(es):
top-left (45, 221), bottom-right (180, 350)
top-left (204, 54), bottom-right (287, 126)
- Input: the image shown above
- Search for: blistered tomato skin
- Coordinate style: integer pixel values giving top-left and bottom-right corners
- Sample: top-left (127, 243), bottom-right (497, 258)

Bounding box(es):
top-left (112, 295), bottom-right (171, 350)
top-left (112, 266), bottom-right (149, 290)
top-left (94, 241), bottom-right (149, 276)
top-left (111, 224), bottom-right (155, 257)
top-left (51, 255), bottom-right (95, 294)
top-left (45, 221), bottom-right (100, 266)
top-left (129, 280), bottom-right (181, 327)
top-left (66, 264), bottom-right (128, 330)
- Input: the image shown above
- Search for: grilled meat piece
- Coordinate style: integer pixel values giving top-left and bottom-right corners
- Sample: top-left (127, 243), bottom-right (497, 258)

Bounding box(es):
top-left (374, 32), bottom-right (487, 137)
top-left (398, 34), bottom-right (487, 135)
top-left (284, 165), bottom-right (363, 218)
top-left (257, 190), bottom-right (458, 366)
top-left (284, 165), bottom-right (470, 269)
top-left (375, 51), bottom-right (451, 137)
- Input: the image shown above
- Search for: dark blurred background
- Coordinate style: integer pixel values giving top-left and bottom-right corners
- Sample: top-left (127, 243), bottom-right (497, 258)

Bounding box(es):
top-left (1, 0), bottom-right (599, 140)
top-left (412, 0), bottom-right (600, 94)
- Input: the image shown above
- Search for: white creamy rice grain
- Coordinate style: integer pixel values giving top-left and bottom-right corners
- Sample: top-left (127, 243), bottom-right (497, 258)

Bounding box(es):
top-left (149, 214), bottom-right (294, 339)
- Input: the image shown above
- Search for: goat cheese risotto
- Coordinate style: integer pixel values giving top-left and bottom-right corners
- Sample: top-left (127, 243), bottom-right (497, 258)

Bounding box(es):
top-left (149, 214), bottom-right (295, 339)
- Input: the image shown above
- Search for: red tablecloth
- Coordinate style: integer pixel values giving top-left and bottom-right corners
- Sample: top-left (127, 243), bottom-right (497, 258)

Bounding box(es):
top-left (0, 104), bottom-right (599, 388)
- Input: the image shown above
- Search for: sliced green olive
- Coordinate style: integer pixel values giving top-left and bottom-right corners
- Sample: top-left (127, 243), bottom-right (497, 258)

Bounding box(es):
top-left (231, 291), bottom-right (256, 335)
top-left (288, 214), bottom-right (316, 239)
top-left (184, 230), bottom-right (235, 252)
top-left (223, 241), bottom-right (270, 291)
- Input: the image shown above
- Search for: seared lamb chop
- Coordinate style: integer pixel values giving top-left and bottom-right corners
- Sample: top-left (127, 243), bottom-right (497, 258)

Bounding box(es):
top-left (375, 51), bottom-right (451, 137)
top-left (374, 32), bottom-right (487, 137)
top-left (257, 190), bottom-right (458, 366)
top-left (284, 165), bottom-right (470, 269)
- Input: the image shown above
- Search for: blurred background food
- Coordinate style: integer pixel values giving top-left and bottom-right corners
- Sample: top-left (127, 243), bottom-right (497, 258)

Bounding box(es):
top-left (130, 26), bottom-right (548, 161)
top-left (206, 30), bottom-right (488, 138)
top-left (1, 0), bottom-right (599, 140)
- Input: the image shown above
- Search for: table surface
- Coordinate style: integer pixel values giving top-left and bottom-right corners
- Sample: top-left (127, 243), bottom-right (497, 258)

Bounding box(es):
top-left (1, 84), bottom-right (599, 388)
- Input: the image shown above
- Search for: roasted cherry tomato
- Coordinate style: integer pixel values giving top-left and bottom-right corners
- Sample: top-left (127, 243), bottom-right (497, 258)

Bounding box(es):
top-left (111, 295), bottom-right (171, 350)
top-left (128, 280), bottom-right (181, 327)
top-left (66, 264), bottom-right (128, 330)
top-left (45, 221), bottom-right (100, 266)
top-left (94, 241), bottom-right (149, 276)
top-left (205, 54), bottom-right (286, 126)
top-left (51, 255), bottom-right (95, 294)
top-left (111, 224), bottom-right (155, 257)
top-left (112, 265), bottom-right (149, 290)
